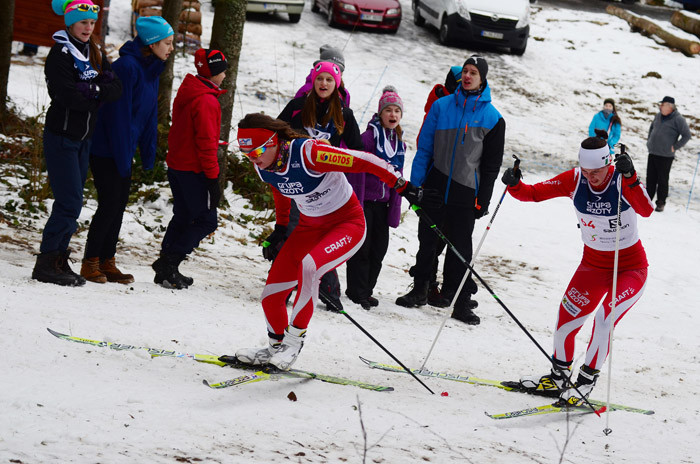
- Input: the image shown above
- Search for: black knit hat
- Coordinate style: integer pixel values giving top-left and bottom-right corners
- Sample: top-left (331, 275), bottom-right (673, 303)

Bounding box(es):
top-left (463, 55), bottom-right (488, 82)
top-left (194, 49), bottom-right (228, 78)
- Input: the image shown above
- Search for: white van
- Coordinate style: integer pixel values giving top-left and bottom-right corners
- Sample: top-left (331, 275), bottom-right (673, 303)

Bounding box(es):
top-left (413, 0), bottom-right (532, 55)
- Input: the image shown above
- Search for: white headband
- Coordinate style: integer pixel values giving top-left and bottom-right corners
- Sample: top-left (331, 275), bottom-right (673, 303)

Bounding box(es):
top-left (578, 145), bottom-right (611, 169)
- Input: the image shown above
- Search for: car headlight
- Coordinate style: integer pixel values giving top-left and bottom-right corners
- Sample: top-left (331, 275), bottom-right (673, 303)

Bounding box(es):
top-left (456, 0), bottom-right (470, 20)
top-left (386, 7), bottom-right (400, 15)
top-left (338, 1), bottom-right (358, 11)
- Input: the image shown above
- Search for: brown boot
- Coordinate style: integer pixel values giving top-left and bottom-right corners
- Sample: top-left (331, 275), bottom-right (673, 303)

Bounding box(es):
top-left (80, 257), bottom-right (107, 283)
top-left (100, 257), bottom-right (135, 284)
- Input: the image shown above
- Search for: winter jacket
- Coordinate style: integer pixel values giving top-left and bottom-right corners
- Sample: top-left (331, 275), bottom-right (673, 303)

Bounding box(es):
top-left (350, 115), bottom-right (405, 228)
top-left (166, 74), bottom-right (226, 179)
top-left (411, 82), bottom-right (505, 211)
top-left (44, 30), bottom-right (122, 141)
top-left (588, 111), bottom-right (621, 152)
top-left (90, 38), bottom-right (166, 178)
top-left (646, 110), bottom-right (692, 158)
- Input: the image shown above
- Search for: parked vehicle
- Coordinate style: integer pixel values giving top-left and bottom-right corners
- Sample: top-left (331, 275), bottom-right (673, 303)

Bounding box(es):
top-left (312, 0), bottom-right (402, 33)
top-left (247, 0), bottom-right (305, 23)
top-left (413, 0), bottom-right (532, 54)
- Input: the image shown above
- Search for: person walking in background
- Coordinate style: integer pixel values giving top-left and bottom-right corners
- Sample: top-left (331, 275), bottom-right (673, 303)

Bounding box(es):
top-left (32, 0), bottom-right (122, 286)
top-left (396, 55), bottom-right (506, 326)
top-left (80, 16), bottom-right (174, 284)
top-left (646, 96), bottom-right (692, 212)
top-left (228, 113), bottom-right (435, 370)
top-left (151, 49), bottom-right (227, 289)
top-left (588, 98), bottom-right (621, 154)
top-left (501, 130), bottom-right (654, 406)
top-left (276, 60), bottom-right (363, 311)
top-left (344, 86), bottom-right (406, 309)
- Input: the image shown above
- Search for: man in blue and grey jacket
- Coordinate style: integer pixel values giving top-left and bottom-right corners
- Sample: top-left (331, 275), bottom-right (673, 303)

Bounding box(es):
top-left (396, 55), bottom-right (505, 325)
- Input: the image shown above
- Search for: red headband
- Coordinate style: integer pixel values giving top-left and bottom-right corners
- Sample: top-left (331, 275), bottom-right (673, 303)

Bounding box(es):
top-left (237, 128), bottom-right (278, 153)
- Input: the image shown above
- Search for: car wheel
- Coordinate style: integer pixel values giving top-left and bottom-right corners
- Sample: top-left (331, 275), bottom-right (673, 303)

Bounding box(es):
top-left (413, 0), bottom-right (425, 27)
top-left (511, 41), bottom-right (526, 56)
top-left (289, 13), bottom-right (301, 22)
top-left (327, 2), bottom-right (337, 26)
top-left (311, 0), bottom-right (319, 13)
top-left (439, 17), bottom-right (451, 45)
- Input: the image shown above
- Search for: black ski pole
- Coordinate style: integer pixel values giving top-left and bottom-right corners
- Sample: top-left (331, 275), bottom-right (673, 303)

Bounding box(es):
top-left (320, 288), bottom-right (435, 395)
top-left (410, 206), bottom-right (601, 414)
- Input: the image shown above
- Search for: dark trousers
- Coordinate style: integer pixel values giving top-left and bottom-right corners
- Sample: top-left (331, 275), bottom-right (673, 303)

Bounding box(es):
top-left (414, 202), bottom-right (477, 300)
top-left (346, 201), bottom-right (390, 300)
top-left (84, 155), bottom-right (132, 259)
top-left (646, 154), bottom-right (674, 205)
top-left (40, 129), bottom-right (91, 253)
top-left (161, 168), bottom-right (217, 256)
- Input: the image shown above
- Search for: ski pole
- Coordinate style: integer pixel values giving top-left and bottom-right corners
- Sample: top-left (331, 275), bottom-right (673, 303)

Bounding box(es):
top-left (410, 206), bottom-right (601, 414)
top-left (419, 155), bottom-right (520, 371)
top-left (320, 288), bottom-right (435, 395)
top-left (603, 146), bottom-right (628, 435)
top-left (686, 153), bottom-right (700, 213)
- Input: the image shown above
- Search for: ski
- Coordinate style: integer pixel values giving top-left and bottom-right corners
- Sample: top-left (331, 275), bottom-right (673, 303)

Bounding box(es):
top-left (485, 402), bottom-right (596, 420)
top-left (47, 328), bottom-right (394, 392)
top-left (360, 357), bottom-right (654, 415)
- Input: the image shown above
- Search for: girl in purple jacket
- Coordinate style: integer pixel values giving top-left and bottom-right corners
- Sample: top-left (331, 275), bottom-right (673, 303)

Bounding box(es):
top-left (345, 86), bottom-right (406, 309)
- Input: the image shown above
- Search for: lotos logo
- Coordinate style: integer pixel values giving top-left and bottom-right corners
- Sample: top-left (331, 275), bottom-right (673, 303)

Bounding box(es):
top-left (316, 150), bottom-right (353, 167)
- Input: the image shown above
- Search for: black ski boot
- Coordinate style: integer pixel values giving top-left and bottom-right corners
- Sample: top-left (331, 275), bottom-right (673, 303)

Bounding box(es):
top-left (152, 254), bottom-right (190, 289)
top-left (32, 251), bottom-right (85, 286)
top-left (451, 295), bottom-right (480, 325)
top-left (395, 281), bottom-right (429, 308)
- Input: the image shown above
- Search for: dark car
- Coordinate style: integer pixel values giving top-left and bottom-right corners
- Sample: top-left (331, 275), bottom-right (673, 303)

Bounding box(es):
top-left (312, 0), bottom-right (402, 33)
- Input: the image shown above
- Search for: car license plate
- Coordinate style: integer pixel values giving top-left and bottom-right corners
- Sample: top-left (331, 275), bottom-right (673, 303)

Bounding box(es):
top-left (481, 30), bottom-right (504, 39)
top-left (263, 3), bottom-right (283, 10)
top-left (361, 13), bottom-right (383, 22)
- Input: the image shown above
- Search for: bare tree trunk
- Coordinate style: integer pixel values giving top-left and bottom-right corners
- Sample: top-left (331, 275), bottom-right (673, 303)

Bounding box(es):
top-left (606, 5), bottom-right (700, 55)
top-left (671, 10), bottom-right (700, 40)
top-left (0, 0), bottom-right (16, 115)
top-left (157, 0), bottom-right (183, 142)
top-left (209, 0), bottom-right (247, 189)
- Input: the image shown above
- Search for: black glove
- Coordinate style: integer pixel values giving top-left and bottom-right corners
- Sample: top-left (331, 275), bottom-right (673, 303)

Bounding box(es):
top-left (396, 178), bottom-right (442, 209)
top-left (474, 205), bottom-right (489, 219)
top-left (96, 70), bottom-right (115, 84)
top-left (75, 82), bottom-right (100, 100)
top-left (501, 168), bottom-right (522, 187)
top-left (206, 177), bottom-right (221, 209)
top-left (262, 224), bottom-right (287, 261)
top-left (615, 153), bottom-right (635, 178)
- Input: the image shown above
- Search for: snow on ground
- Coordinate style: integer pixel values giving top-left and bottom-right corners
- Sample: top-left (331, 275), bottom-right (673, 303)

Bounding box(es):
top-left (2, 0), bottom-right (700, 462)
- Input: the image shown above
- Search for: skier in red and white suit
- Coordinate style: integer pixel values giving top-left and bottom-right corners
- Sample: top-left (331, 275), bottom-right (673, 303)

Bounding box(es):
top-left (502, 130), bottom-right (654, 405)
top-left (230, 113), bottom-right (437, 370)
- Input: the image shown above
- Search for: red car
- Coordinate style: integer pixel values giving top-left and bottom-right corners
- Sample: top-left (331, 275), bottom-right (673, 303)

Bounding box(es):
top-left (311, 0), bottom-right (402, 33)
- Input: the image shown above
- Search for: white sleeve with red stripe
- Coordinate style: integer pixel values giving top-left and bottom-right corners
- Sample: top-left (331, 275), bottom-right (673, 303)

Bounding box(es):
top-left (302, 140), bottom-right (402, 188)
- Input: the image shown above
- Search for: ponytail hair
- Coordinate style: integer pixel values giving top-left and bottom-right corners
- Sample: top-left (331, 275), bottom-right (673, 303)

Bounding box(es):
top-left (238, 113), bottom-right (310, 142)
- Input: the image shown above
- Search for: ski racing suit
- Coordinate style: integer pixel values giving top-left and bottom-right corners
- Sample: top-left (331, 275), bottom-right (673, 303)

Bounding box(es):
top-left (255, 138), bottom-right (403, 338)
top-left (507, 166), bottom-right (654, 370)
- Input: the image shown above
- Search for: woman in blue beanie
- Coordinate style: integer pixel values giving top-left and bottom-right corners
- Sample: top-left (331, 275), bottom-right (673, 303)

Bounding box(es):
top-left (80, 16), bottom-right (174, 284)
top-left (32, 0), bottom-right (123, 286)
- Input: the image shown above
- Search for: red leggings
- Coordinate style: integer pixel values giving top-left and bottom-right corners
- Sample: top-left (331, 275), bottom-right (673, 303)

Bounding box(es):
top-left (262, 198), bottom-right (366, 336)
top-left (553, 264), bottom-right (648, 371)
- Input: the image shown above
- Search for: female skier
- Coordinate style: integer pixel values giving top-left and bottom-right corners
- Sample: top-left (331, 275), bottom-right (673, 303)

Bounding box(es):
top-left (228, 113), bottom-right (435, 370)
top-left (501, 130), bottom-right (654, 405)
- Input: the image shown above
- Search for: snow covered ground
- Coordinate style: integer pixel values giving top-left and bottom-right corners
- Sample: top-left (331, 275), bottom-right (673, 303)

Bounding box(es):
top-left (2, 0), bottom-right (700, 462)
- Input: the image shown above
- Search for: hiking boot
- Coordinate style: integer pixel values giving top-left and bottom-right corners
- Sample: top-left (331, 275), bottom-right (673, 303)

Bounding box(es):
top-left (80, 257), bottom-right (107, 284)
top-left (345, 291), bottom-right (373, 310)
top-left (450, 296), bottom-right (480, 324)
top-left (61, 250), bottom-right (86, 286)
top-left (99, 257), bottom-right (135, 284)
top-left (655, 202), bottom-right (665, 212)
top-left (367, 296), bottom-right (379, 307)
top-left (234, 338), bottom-right (282, 366)
top-left (320, 290), bottom-right (343, 312)
top-left (559, 365), bottom-right (600, 406)
top-left (32, 251), bottom-right (84, 287)
top-left (520, 360), bottom-right (572, 397)
top-left (269, 326), bottom-right (306, 370)
top-left (395, 281), bottom-right (429, 308)
top-left (152, 254), bottom-right (190, 289)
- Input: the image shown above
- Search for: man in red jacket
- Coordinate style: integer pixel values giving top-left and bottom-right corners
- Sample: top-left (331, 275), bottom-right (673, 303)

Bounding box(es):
top-left (152, 49), bottom-right (228, 289)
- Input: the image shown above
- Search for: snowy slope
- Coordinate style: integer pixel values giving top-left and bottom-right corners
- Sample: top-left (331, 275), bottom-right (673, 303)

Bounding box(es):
top-left (2, 0), bottom-right (700, 462)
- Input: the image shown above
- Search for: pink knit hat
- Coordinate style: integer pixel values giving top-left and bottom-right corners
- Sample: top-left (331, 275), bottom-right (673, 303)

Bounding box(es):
top-left (311, 61), bottom-right (342, 90)
top-left (377, 85), bottom-right (403, 114)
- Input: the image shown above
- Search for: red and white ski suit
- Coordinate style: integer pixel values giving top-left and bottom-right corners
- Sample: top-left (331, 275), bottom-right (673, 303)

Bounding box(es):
top-left (256, 139), bottom-right (403, 337)
top-left (507, 166), bottom-right (654, 370)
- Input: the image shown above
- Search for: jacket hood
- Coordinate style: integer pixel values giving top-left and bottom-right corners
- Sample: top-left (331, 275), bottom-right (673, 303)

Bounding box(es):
top-left (119, 38), bottom-right (165, 77)
top-left (173, 74), bottom-right (226, 108)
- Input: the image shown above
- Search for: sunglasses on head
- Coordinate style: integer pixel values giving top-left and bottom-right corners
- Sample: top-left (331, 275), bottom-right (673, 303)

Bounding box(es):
top-left (242, 134), bottom-right (276, 159)
top-left (68, 3), bottom-right (100, 13)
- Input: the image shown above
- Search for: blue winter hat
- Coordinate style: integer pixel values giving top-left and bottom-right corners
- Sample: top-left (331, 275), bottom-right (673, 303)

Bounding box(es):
top-left (135, 16), bottom-right (174, 45)
top-left (52, 0), bottom-right (99, 27)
